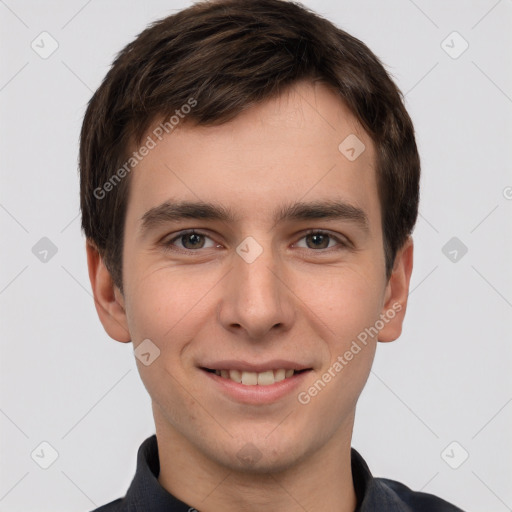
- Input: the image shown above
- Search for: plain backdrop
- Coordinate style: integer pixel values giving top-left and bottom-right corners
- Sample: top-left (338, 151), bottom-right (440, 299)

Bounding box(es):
top-left (1, 1), bottom-right (511, 511)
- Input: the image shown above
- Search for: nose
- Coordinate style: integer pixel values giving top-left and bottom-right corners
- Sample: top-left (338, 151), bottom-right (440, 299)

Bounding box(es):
top-left (217, 240), bottom-right (295, 341)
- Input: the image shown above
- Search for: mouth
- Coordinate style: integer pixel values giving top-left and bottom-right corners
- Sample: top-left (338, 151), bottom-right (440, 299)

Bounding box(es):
top-left (201, 367), bottom-right (310, 386)
top-left (198, 359), bottom-right (314, 404)
top-left (199, 362), bottom-right (313, 405)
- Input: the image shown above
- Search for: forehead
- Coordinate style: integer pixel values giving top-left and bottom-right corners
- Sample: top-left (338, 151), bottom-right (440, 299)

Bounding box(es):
top-left (125, 80), bottom-right (380, 233)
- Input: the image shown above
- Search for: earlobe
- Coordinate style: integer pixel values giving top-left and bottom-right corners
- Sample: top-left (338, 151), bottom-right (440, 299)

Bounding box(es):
top-left (378, 237), bottom-right (414, 343)
top-left (86, 240), bottom-right (131, 343)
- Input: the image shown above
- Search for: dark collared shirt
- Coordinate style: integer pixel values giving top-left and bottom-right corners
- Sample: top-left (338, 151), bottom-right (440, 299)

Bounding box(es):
top-left (91, 435), bottom-right (465, 511)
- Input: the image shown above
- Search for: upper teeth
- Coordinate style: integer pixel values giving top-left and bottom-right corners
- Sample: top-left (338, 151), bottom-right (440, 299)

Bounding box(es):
top-left (215, 369), bottom-right (295, 385)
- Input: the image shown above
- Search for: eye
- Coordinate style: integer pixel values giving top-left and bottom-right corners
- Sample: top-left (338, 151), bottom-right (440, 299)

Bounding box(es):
top-left (163, 230), bottom-right (218, 251)
top-left (294, 230), bottom-right (348, 250)
top-left (160, 229), bottom-right (349, 254)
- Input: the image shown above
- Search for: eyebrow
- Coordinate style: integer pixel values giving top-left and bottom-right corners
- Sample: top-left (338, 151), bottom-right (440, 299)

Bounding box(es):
top-left (139, 199), bottom-right (370, 235)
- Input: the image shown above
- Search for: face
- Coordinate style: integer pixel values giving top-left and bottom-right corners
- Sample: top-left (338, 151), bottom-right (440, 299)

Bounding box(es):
top-left (89, 80), bottom-right (412, 474)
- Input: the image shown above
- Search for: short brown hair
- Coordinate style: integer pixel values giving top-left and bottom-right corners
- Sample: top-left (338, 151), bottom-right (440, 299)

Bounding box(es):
top-left (79, 0), bottom-right (420, 294)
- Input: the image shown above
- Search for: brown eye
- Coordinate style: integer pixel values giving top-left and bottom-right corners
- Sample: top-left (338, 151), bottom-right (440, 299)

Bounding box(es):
top-left (163, 230), bottom-right (217, 251)
top-left (305, 232), bottom-right (330, 249)
top-left (180, 232), bottom-right (205, 249)
top-left (295, 230), bottom-right (347, 250)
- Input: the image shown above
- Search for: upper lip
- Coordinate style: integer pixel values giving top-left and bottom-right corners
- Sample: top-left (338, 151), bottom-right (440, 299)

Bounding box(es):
top-left (200, 360), bottom-right (312, 373)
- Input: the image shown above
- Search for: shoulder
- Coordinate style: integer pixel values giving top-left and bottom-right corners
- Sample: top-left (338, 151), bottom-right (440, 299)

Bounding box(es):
top-left (375, 477), bottom-right (465, 511)
top-left (350, 447), bottom-right (465, 511)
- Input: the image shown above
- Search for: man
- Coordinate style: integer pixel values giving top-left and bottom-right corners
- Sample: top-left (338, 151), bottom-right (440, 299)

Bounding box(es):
top-left (80, 0), bottom-right (465, 510)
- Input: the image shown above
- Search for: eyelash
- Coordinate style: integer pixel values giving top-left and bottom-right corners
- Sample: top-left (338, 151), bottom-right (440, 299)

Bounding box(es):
top-left (161, 229), bottom-right (350, 254)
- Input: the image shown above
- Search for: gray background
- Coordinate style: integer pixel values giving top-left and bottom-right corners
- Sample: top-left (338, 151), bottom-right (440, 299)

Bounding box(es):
top-left (1, 0), bottom-right (511, 511)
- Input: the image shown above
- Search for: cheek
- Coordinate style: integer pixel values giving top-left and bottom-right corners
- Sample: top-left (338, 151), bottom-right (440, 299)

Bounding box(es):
top-left (294, 265), bottom-right (384, 337)
top-left (293, 267), bottom-right (383, 406)
top-left (124, 262), bottom-right (217, 343)
top-left (297, 287), bottom-right (379, 428)
top-left (123, 269), bottom-right (211, 429)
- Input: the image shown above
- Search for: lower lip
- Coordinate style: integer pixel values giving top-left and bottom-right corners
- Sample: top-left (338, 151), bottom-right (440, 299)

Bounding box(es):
top-left (201, 369), bottom-right (311, 405)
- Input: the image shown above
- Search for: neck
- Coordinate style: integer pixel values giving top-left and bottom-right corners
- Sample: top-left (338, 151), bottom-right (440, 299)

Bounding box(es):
top-left (154, 407), bottom-right (358, 512)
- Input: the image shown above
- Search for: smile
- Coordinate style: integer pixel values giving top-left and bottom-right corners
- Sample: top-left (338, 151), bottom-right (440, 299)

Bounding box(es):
top-left (200, 364), bottom-right (312, 404)
top-left (203, 368), bottom-right (308, 386)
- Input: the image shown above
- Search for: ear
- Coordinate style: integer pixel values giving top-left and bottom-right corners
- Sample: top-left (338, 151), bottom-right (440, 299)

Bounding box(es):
top-left (378, 236), bottom-right (414, 343)
top-left (86, 240), bottom-right (131, 343)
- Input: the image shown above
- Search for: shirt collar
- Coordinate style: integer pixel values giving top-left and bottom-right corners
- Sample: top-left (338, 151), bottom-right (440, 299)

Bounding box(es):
top-left (122, 434), bottom-right (411, 512)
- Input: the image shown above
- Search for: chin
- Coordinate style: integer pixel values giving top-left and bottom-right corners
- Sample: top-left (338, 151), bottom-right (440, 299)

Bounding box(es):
top-left (213, 430), bottom-right (316, 475)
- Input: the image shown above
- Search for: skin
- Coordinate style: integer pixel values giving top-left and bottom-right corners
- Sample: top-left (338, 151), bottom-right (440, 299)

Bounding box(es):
top-left (87, 79), bottom-right (413, 512)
